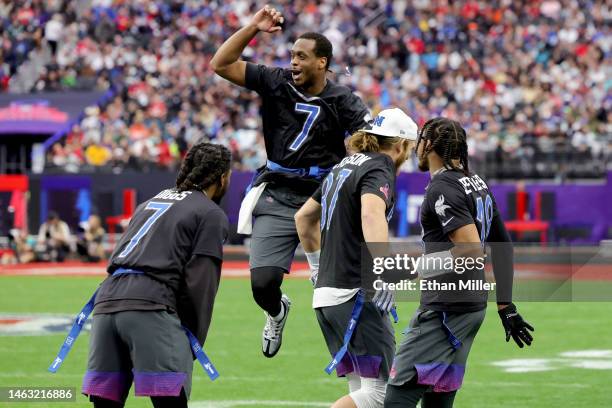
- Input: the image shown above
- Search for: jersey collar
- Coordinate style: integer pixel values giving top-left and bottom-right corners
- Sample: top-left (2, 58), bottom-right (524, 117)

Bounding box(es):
top-left (288, 79), bottom-right (331, 101)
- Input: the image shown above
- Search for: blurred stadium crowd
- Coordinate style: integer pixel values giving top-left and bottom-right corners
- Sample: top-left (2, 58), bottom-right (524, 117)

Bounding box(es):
top-left (1, 211), bottom-right (105, 264)
top-left (1, 0), bottom-right (610, 179)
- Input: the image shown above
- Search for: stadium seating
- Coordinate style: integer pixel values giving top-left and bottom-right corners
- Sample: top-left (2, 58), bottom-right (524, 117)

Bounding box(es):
top-left (1, 0), bottom-right (610, 179)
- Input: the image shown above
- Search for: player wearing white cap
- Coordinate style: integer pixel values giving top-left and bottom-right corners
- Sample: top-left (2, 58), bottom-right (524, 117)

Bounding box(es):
top-left (295, 108), bottom-right (418, 408)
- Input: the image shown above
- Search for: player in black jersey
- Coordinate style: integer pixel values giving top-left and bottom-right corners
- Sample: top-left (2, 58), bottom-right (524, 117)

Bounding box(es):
top-left (384, 118), bottom-right (535, 408)
top-left (295, 108), bottom-right (418, 408)
top-left (211, 5), bottom-right (370, 357)
top-left (82, 143), bottom-right (231, 408)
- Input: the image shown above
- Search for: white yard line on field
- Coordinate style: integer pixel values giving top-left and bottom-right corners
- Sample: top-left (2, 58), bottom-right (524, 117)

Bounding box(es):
top-left (469, 381), bottom-right (589, 389)
top-left (191, 401), bottom-right (329, 408)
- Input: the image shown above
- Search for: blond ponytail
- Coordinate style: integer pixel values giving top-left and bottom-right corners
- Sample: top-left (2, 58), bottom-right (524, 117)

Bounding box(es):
top-left (347, 131), bottom-right (406, 154)
top-left (347, 131), bottom-right (381, 153)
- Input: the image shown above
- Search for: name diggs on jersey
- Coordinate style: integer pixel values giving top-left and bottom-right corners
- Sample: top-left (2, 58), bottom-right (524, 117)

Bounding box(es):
top-left (458, 174), bottom-right (488, 194)
top-left (153, 189), bottom-right (192, 201)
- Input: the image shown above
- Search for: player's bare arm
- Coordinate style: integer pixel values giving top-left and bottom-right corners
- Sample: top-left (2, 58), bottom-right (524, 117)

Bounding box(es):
top-left (361, 194), bottom-right (389, 243)
top-left (210, 5), bottom-right (284, 86)
top-left (447, 223), bottom-right (483, 265)
top-left (295, 198), bottom-right (322, 253)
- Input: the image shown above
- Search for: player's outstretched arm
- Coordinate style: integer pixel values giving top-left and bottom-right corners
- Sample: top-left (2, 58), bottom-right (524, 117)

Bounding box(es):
top-left (210, 5), bottom-right (284, 87)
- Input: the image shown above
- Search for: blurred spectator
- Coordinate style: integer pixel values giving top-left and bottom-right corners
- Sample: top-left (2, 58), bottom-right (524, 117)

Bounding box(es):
top-left (76, 215), bottom-right (105, 262)
top-left (35, 211), bottom-right (72, 262)
top-left (44, 13), bottom-right (62, 56)
top-left (1, 230), bottom-right (35, 264)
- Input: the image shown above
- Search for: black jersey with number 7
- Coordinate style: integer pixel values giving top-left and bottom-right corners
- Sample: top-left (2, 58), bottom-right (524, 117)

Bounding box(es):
top-left (244, 63), bottom-right (369, 184)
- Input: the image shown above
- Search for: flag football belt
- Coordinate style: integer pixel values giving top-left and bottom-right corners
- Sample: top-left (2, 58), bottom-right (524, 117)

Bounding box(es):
top-left (266, 159), bottom-right (332, 180)
top-left (325, 290), bottom-right (366, 374)
top-left (439, 311), bottom-right (462, 351)
top-left (48, 268), bottom-right (219, 381)
top-left (324, 291), bottom-right (399, 375)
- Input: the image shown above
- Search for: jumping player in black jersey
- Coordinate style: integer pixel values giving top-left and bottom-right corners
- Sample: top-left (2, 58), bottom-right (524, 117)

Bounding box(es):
top-left (295, 108), bottom-right (418, 408)
top-left (211, 5), bottom-right (370, 357)
top-left (81, 143), bottom-right (231, 408)
top-left (384, 118), bottom-right (535, 408)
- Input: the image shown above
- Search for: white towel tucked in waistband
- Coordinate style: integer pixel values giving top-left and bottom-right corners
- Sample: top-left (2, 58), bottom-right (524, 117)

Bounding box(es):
top-left (237, 182), bottom-right (268, 235)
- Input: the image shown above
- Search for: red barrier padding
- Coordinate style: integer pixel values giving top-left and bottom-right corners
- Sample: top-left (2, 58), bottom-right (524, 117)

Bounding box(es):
top-left (0, 175), bottom-right (28, 191)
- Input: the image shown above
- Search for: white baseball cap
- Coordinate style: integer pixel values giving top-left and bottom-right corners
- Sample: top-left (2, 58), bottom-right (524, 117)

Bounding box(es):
top-left (360, 107), bottom-right (418, 140)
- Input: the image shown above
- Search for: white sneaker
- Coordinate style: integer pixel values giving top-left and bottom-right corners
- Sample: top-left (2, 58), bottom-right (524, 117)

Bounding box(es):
top-left (262, 294), bottom-right (291, 358)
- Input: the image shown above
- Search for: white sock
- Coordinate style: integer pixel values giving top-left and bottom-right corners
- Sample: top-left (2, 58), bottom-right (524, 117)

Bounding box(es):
top-left (272, 301), bottom-right (285, 322)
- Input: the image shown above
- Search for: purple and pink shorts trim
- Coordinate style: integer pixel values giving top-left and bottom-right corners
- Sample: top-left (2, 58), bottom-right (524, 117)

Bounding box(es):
top-left (82, 370), bottom-right (187, 402)
top-left (414, 362), bottom-right (465, 392)
top-left (336, 352), bottom-right (382, 378)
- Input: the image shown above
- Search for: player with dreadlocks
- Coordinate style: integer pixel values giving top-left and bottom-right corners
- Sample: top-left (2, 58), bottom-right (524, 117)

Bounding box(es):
top-left (80, 142), bottom-right (231, 408)
top-left (384, 118), bottom-right (535, 407)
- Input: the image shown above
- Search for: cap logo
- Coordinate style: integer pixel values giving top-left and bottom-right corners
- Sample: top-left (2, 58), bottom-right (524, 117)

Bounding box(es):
top-left (373, 115), bottom-right (385, 127)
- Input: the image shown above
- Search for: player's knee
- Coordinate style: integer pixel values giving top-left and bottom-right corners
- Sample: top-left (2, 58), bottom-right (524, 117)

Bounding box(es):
top-left (349, 376), bottom-right (386, 408)
top-left (250, 266), bottom-right (284, 294)
top-left (150, 388), bottom-right (188, 408)
top-left (421, 390), bottom-right (457, 408)
top-left (90, 395), bottom-right (125, 408)
top-left (346, 373), bottom-right (362, 394)
top-left (383, 379), bottom-right (426, 408)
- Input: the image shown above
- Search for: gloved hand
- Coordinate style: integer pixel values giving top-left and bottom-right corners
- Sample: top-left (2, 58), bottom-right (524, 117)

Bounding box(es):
top-left (498, 303), bottom-right (534, 348)
top-left (372, 287), bottom-right (395, 314)
top-left (309, 269), bottom-right (318, 287)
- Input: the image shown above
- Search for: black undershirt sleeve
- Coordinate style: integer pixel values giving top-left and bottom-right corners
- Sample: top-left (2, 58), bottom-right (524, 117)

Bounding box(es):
top-left (487, 213), bottom-right (514, 304)
top-left (177, 255), bottom-right (222, 346)
top-left (311, 185), bottom-right (322, 203)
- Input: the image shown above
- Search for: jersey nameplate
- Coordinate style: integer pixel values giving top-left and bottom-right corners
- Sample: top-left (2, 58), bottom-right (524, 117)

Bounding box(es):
top-left (153, 189), bottom-right (193, 201)
top-left (458, 175), bottom-right (487, 195)
top-left (334, 153), bottom-right (371, 169)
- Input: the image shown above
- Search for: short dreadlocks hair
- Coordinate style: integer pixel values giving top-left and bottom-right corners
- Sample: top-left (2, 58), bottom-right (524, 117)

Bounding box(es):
top-left (175, 142), bottom-right (231, 192)
top-left (417, 117), bottom-right (470, 176)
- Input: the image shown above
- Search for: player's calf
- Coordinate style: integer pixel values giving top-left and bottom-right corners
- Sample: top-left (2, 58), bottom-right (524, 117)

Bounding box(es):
top-left (250, 266), bottom-right (285, 316)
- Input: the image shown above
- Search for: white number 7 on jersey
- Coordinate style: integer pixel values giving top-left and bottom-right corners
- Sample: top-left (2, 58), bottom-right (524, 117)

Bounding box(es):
top-left (289, 103), bottom-right (321, 151)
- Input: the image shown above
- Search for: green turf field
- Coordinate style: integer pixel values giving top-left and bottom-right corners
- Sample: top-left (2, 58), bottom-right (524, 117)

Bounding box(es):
top-left (1, 276), bottom-right (611, 407)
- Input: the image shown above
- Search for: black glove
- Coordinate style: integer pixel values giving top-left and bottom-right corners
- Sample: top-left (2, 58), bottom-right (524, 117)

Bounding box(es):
top-left (498, 303), bottom-right (534, 348)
